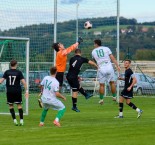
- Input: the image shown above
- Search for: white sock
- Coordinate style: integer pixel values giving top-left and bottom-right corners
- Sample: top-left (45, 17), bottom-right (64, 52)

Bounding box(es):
top-left (14, 119), bottom-right (17, 123)
top-left (119, 112), bottom-right (123, 116)
top-left (136, 108), bottom-right (140, 112)
top-left (40, 122), bottom-right (44, 125)
top-left (20, 119), bottom-right (23, 124)
top-left (55, 118), bottom-right (59, 122)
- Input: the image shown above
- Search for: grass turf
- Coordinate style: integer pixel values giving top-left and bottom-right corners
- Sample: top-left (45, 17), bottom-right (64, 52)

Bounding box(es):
top-left (0, 95), bottom-right (155, 145)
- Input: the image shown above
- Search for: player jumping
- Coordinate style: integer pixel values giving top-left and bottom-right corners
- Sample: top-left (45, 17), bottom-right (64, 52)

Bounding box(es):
top-left (92, 39), bottom-right (120, 104)
top-left (67, 49), bottom-right (98, 112)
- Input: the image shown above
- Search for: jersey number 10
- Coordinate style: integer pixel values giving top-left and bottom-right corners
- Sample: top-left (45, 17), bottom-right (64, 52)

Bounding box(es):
top-left (96, 49), bottom-right (104, 58)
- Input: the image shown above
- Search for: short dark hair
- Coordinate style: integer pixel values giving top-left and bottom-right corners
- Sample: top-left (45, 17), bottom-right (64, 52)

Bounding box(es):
top-left (52, 43), bottom-right (60, 52)
top-left (50, 66), bottom-right (57, 75)
top-left (10, 60), bottom-right (17, 67)
top-left (124, 59), bottom-right (131, 63)
top-left (75, 49), bottom-right (81, 54)
top-left (94, 39), bottom-right (102, 46)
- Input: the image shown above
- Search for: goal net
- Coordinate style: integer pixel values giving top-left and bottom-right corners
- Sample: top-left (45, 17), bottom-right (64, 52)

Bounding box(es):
top-left (0, 37), bottom-right (29, 115)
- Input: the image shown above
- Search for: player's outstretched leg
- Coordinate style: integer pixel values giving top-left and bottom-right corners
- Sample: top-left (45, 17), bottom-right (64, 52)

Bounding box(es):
top-left (53, 108), bottom-right (66, 127)
top-left (79, 87), bottom-right (93, 99)
top-left (127, 102), bottom-right (143, 118)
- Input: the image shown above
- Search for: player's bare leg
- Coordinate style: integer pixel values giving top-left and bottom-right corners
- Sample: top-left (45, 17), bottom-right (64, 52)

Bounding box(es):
top-left (99, 83), bottom-right (104, 105)
top-left (109, 81), bottom-right (117, 101)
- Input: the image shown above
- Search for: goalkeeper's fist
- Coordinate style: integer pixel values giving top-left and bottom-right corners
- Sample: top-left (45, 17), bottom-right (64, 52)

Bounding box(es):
top-left (77, 36), bottom-right (83, 44)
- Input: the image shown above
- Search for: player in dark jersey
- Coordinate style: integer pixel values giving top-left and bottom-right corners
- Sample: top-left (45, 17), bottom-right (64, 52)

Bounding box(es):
top-left (115, 59), bottom-right (143, 118)
top-left (66, 49), bottom-right (98, 112)
top-left (0, 60), bottom-right (29, 126)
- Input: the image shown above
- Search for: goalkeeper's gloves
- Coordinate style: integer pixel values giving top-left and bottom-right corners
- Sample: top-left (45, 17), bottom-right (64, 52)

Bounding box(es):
top-left (77, 36), bottom-right (83, 44)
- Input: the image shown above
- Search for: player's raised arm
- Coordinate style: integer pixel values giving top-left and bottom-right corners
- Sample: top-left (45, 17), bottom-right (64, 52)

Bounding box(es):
top-left (62, 37), bottom-right (83, 55)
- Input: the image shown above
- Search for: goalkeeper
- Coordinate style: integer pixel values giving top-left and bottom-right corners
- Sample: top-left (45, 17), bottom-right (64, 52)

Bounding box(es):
top-left (52, 37), bottom-right (83, 90)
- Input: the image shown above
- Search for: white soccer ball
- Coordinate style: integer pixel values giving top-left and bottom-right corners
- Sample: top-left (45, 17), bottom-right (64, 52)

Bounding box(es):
top-left (84, 21), bottom-right (92, 29)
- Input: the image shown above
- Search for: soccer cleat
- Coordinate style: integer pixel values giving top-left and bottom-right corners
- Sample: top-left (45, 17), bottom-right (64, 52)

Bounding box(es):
top-left (98, 99), bottom-right (104, 105)
top-left (72, 107), bottom-right (80, 112)
top-left (137, 110), bottom-right (143, 118)
top-left (19, 122), bottom-right (24, 126)
top-left (53, 120), bottom-right (61, 127)
top-left (85, 93), bottom-right (93, 99)
top-left (14, 122), bottom-right (18, 126)
top-left (38, 99), bottom-right (43, 108)
top-left (114, 115), bottom-right (123, 118)
top-left (39, 123), bottom-right (44, 127)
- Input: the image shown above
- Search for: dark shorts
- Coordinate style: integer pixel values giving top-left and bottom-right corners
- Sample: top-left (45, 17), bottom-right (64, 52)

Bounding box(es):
top-left (7, 91), bottom-right (22, 104)
top-left (66, 76), bottom-right (80, 92)
top-left (56, 72), bottom-right (64, 87)
top-left (121, 89), bottom-right (133, 99)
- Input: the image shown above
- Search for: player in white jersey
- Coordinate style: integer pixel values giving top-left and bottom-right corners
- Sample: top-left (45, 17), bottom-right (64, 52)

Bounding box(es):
top-left (92, 39), bottom-right (120, 104)
top-left (39, 67), bottom-right (66, 127)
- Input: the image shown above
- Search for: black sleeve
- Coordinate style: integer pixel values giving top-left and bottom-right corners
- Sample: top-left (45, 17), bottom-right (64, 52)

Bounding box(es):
top-left (128, 69), bottom-right (133, 77)
top-left (82, 57), bottom-right (89, 63)
top-left (3, 71), bottom-right (7, 79)
top-left (19, 71), bottom-right (24, 80)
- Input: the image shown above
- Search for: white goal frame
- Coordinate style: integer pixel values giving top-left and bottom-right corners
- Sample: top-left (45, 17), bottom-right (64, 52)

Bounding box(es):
top-left (0, 36), bottom-right (29, 115)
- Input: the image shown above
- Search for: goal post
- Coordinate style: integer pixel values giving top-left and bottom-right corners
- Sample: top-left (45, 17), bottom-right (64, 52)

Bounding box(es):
top-left (0, 36), bottom-right (29, 115)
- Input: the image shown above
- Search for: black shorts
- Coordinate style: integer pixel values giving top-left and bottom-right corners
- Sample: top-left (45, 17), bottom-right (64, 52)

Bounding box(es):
top-left (66, 76), bottom-right (80, 92)
top-left (121, 89), bottom-right (133, 99)
top-left (7, 91), bottom-right (22, 104)
top-left (56, 72), bottom-right (64, 87)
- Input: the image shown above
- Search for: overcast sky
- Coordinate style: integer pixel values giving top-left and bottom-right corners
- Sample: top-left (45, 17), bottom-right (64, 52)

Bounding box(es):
top-left (0, 0), bottom-right (155, 30)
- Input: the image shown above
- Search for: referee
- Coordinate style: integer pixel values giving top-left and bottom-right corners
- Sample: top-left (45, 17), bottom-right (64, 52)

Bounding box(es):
top-left (66, 49), bottom-right (98, 112)
top-left (0, 60), bottom-right (29, 126)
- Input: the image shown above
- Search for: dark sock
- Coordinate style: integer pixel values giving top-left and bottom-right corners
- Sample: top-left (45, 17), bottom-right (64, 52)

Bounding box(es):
top-left (119, 103), bottom-right (123, 112)
top-left (18, 108), bottom-right (23, 120)
top-left (10, 108), bottom-right (16, 120)
top-left (128, 102), bottom-right (137, 110)
top-left (72, 97), bottom-right (77, 108)
top-left (79, 87), bottom-right (87, 97)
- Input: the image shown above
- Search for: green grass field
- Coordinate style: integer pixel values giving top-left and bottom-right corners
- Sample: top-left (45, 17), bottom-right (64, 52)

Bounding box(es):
top-left (0, 95), bottom-right (155, 145)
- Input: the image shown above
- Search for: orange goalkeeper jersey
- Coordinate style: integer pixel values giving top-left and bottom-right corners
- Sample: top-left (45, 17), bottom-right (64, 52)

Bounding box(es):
top-left (56, 43), bottom-right (78, 72)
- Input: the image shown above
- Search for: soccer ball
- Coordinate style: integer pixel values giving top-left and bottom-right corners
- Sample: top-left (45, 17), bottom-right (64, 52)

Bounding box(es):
top-left (84, 21), bottom-right (92, 29)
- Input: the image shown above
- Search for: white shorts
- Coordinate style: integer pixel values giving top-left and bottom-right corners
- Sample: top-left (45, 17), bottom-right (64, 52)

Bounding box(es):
top-left (41, 97), bottom-right (65, 110)
top-left (98, 66), bottom-right (115, 84)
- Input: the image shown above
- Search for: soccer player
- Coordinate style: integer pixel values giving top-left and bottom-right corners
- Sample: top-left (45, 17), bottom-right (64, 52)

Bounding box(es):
top-left (39, 66), bottom-right (66, 127)
top-left (115, 59), bottom-right (143, 118)
top-left (66, 49), bottom-right (98, 112)
top-left (0, 60), bottom-right (29, 126)
top-left (52, 37), bottom-right (83, 91)
top-left (92, 39), bottom-right (120, 104)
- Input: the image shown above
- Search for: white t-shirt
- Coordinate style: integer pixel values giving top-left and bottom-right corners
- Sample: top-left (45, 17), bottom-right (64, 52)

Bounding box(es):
top-left (92, 46), bottom-right (112, 68)
top-left (40, 76), bottom-right (59, 100)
